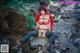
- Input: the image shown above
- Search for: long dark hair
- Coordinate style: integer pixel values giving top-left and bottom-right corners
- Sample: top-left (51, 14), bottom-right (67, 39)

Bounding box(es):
top-left (39, 7), bottom-right (47, 13)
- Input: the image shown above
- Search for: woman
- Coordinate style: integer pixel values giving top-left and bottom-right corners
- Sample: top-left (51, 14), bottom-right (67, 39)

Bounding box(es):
top-left (15, 7), bottom-right (57, 49)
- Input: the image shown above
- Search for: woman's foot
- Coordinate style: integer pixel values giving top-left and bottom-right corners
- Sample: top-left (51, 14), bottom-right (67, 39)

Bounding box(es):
top-left (42, 33), bottom-right (46, 38)
top-left (38, 35), bottom-right (42, 38)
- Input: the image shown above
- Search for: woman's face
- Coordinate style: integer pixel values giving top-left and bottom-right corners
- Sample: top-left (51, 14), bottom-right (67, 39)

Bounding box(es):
top-left (40, 10), bottom-right (46, 15)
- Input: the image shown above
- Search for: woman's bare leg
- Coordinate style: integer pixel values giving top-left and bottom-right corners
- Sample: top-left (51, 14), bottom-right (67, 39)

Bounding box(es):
top-left (39, 30), bottom-right (42, 37)
top-left (42, 31), bottom-right (46, 38)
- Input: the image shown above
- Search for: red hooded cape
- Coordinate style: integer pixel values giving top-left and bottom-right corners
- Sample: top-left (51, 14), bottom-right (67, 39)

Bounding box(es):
top-left (35, 7), bottom-right (54, 31)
